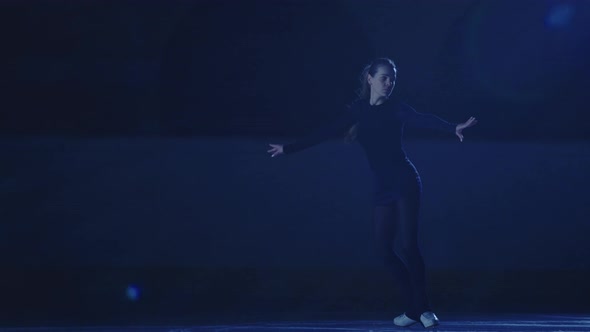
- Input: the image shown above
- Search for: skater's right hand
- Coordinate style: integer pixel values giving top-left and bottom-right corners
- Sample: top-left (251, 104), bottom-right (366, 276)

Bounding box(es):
top-left (267, 144), bottom-right (284, 158)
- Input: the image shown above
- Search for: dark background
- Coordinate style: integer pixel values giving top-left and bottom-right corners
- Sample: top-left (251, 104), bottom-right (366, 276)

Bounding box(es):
top-left (1, 0), bottom-right (589, 327)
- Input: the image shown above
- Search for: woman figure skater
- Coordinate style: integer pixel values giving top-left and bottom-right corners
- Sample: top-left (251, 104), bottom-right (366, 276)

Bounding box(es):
top-left (267, 58), bottom-right (477, 328)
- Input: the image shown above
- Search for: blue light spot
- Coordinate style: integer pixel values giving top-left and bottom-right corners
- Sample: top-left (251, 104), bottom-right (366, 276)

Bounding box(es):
top-left (546, 4), bottom-right (575, 28)
top-left (126, 285), bottom-right (140, 301)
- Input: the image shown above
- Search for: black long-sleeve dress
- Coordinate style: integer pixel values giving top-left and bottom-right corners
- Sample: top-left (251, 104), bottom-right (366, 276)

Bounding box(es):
top-left (283, 97), bottom-right (457, 205)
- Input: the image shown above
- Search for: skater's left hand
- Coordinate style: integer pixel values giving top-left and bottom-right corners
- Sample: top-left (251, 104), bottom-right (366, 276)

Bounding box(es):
top-left (455, 117), bottom-right (478, 142)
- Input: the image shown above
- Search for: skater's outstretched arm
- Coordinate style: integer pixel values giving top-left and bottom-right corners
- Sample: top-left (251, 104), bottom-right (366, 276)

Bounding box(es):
top-left (267, 107), bottom-right (357, 158)
top-left (402, 104), bottom-right (478, 142)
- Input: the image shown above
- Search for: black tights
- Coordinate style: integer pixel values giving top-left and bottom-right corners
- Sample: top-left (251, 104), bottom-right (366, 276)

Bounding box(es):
top-left (374, 187), bottom-right (430, 320)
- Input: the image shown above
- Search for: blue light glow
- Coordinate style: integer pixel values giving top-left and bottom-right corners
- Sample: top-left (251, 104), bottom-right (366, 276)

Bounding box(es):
top-left (546, 4), bottom-right (575, 28)
top-left (125, 285), bottom-right (140, 301)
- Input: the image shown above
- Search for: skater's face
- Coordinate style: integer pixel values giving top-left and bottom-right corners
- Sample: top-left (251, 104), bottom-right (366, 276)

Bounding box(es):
top-left (368, 65), bottom-right (396, 98)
